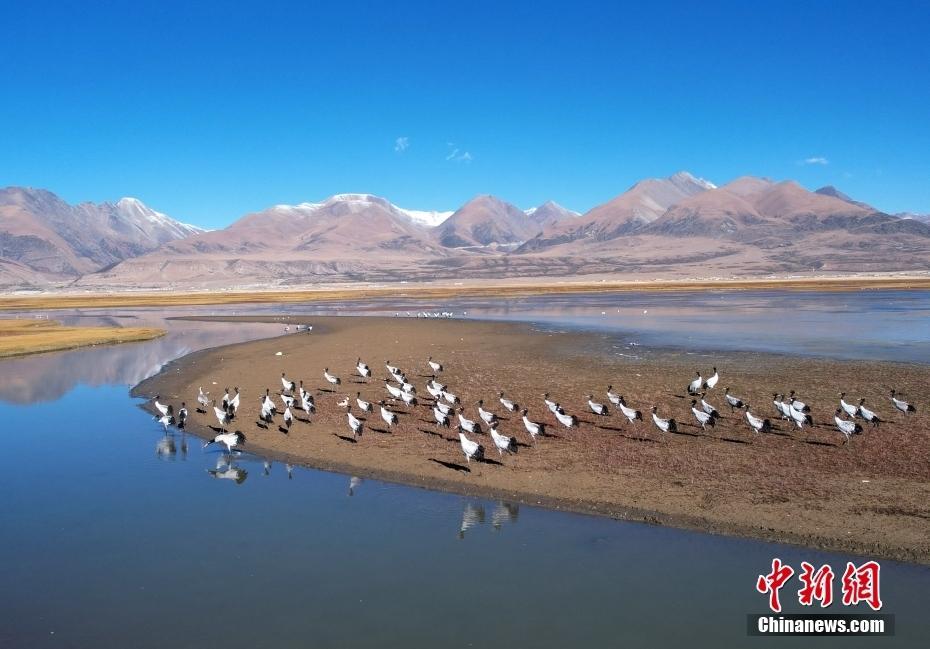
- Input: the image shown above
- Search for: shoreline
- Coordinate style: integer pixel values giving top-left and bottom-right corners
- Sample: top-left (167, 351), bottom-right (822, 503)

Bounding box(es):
top-left (4, 274), bottom-right (930, 312)
top-left (134, 315), bottom-right (930, 564)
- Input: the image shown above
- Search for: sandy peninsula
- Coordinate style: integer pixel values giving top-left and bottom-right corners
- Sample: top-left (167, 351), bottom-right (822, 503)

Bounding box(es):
top-left (135, 315), bottom-right (930, 563)
top-left (0, 318), bottom-right (164, 358)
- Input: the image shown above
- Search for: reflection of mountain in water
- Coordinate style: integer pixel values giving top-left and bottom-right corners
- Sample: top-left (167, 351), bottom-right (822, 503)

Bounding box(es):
top-left (0, 317), bottom-right (282, 404)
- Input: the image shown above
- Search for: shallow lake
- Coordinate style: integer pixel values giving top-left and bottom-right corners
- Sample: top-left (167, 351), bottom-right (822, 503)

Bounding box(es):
top-left (1, 290), bottom-right (928, 647)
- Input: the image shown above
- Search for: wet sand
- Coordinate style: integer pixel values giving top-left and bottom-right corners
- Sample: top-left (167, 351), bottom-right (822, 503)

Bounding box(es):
top-left (135, 315), bottom-right (930, 563)
top-left (0, 319), bottom-right (164, 358)
top-left (4, 274), bottom-right (930, 311)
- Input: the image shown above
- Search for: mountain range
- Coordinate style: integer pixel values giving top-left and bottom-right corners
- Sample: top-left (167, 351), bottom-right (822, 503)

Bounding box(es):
top-left (2, 173), bottom-right (929, 290)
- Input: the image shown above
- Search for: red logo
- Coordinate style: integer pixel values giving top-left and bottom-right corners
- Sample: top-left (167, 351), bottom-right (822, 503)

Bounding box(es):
top-left (757, 558), bottom-right (882, 612)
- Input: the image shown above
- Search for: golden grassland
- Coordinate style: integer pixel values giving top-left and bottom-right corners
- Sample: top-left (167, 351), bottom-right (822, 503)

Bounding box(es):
top-left (1, 275), bottom-right (929, 311)
top-left (0, 319), bottom-right (165, 358)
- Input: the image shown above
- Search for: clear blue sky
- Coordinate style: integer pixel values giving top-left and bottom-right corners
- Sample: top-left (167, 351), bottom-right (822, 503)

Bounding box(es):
top-left (2, 0), bottom-right (928, 228)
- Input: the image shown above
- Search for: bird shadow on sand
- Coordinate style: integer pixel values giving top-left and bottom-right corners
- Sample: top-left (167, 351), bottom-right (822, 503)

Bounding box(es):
top-left (278, 426), bottom-right (290, 435)
top-left (333, 433), bottom-right (358, 444)
top-left (712, 435), bottom-right (751, 445)
top-left (802, 438), bottom-right (840, 448)
top-left (256, 422), bottom-right (269, 430)
top-left (368, 426), bottom-right (393, 435)
top-left (416, 427), bottom-right (453, 440)
top-left (209, 425), bottom-right (227, 433)
top-left (476, 456), bottom-right (504, 467)
top-left (429, 458), bottom-right (471, 473)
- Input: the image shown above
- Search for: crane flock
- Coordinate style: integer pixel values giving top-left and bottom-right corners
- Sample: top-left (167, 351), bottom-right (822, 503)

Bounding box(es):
top-left (153, 354), bottom-right (921, 474)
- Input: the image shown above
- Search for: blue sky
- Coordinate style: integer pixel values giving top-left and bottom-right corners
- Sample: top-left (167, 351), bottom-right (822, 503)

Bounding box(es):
top-left (1, 0), bottom-right (928, 228)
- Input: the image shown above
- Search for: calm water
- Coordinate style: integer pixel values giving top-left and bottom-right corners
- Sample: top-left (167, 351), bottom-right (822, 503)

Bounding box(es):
top-left (1, 291), bottom-right (929, 647)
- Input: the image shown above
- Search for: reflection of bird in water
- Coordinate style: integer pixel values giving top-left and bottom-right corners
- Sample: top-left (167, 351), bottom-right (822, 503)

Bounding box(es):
top-left (348, 476), bottom-right (362, 496)
top-left (263, 460), bottom-right (272, 476)
top-left (459, 503), bottom-right (486, 538)
top-left (491, 502), bottom-right (520, 530)
top-left (179, 433), bottom-right (188, 458)
top-left (206, 455), bottom-right (248, 484)
top-left (285, 463), bottom-right (294, 479)
top-left (156, 435), bottom-right (176, 459)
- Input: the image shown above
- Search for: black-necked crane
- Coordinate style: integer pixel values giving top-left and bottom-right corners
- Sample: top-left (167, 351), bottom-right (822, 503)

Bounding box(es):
top-left (300, 392), bottom-right (315, 415)
top-left (459, 432), bottom-right (484, 464)
top-left (426, 382), bottom-right (443, 399)
top-left (457, 408), bottom-right (481, 435)
top-left (429, 377), bottom-right (446, 392)
top-left (385, 360), bottom-right (400, 376)
top-left (489, 422), bottom-right (517, 457)
top-left (890, 389), bottom-right (916, 415)
top-left (606, 385), bottom-right (621, 405)
top-left (203, 430), bottom-right (246, 452)
top-left (744, 405), bottom-right (771, 434)
top-left (259, 396), bottom-right (274, 426)
top-left (379, 401), bottom-right (398, 427)
top-left (857, 399), bottom-right (881, 427)
top-left (280, 393), bottom-right (295, 410)
top-left (427, 356), bottom-right (443, 373)
top-left (703, 367), bottom-right (719, 390)
top-left (839, 392), bottom-right (858, 418)
top-left (212, 399), bottom-right (231, 432)
top-left (773, 394), bottom-right (792, 420)
top-left (690, 400), bottom-right (715, 430)
top-left (385, 381), bottom-right (403, 399)
top-left (281, 372), bottom-right (296, 393)
top-left (498, 391), bottom-right (518, 412)
top-left (155, 405), bottom-right (174, 433)
top-left (356, 392), bottom-right (373, 413)
top-left (724, 387), bottom-right (744, 412)
top-left (698, 393), bottom-right (719, 418)
top-left (687, 372), bottom-right (703, 395)
top-left (323, 368), bottom-right (341, 389)
top-left (356, 358), bottom-right (371, 379)
top-left (154, 395), bottom-right (170, 417)
top-left (543, 393), bottom-right (559, 414)
top-left (401, 380), bottom-right (417, 394)
top-left (435, 401), bottom-right (452, 416)
top-left (177, 403), bottom-right (188, 430)
top-left (263, 389), bottom-right (277, 415)
top-left (834, 409), bottom-right (862, 444)
top-left (788, 391), bottom-right (810, 413)
top-left (521, 409), bottom-right (545, 443)
top-left (433, 405), bottom-right (451, 427)
top-left (221, 387), bottom-right (231, 410)
top-left (347, 406), bottom-right (363, 439)
top-left (442, 390), bottom-right (460, 405)
top-left (554, 407), bottom-right (578, 429)
top-left (283, 406), bottom-right (293, 431)
top-left (586, 395), bottom-right (608, 416)
top-left (336, 395), bottom-right (350, 409)
top-left (229, 387), bottom-right (240, 415)
top-left (651, 405), bottom-right (677, 433)
top-left (616, 396), bottom-right (642, 424)
top-left (400, 390), bottom-right (418, 407)
top-left (197, 387), bottom-right (209, 413)
top-left (477, 400), bottom-right (498, 425)
top-left (789, 404), bottom-right (813, 429)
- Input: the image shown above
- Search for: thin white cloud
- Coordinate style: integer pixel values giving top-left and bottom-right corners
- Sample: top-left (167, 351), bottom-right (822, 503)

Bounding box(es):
top-left (394, 136), bottom-right (409, 153)
top-left (445, 143), bottom-right (472, 163)
top-left (800, 156), bottom-right (829, 166)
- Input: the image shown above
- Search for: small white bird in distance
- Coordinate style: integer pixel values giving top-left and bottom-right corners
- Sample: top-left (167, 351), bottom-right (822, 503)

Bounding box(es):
top-left (427, 356), bottom-right (443, 373)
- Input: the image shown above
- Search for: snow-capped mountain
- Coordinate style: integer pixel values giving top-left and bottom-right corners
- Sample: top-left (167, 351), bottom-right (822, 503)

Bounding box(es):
top-left (0, 186), bottom-right (204, 283)
top-left (273, 194), bottom-right (453, 228)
